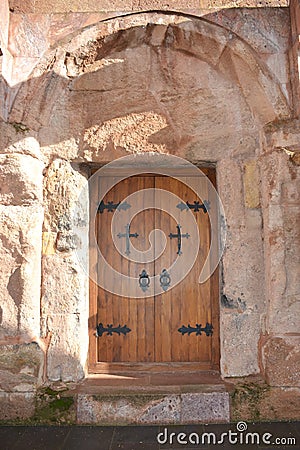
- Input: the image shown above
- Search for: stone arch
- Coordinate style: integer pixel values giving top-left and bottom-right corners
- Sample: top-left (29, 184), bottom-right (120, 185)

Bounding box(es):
top-left (3, 11), bottom-right (293, 381)
top-left (8, 12), bottom-right (290, 158)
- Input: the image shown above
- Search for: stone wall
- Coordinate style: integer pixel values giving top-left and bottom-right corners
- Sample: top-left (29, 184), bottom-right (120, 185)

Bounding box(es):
top-left (261, 121), bottom-right (300, 387)
top-left (0, 1), bottom-right (299, 421)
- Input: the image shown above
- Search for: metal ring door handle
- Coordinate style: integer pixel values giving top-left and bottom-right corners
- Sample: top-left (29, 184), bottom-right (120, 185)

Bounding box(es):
top-left (139, 269), bottom-right (150, 292)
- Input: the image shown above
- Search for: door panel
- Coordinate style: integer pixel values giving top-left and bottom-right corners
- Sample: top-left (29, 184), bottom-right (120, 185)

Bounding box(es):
top-left (89, 169), bottom-right (219, 370)
top-left (96, 176), bottom-right (155, 362)
top-left (154, 176), bottom-right (212, 363)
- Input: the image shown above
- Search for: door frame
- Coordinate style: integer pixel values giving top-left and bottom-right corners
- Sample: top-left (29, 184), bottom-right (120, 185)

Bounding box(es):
top-left (88, 166), bottom-right (220, 374)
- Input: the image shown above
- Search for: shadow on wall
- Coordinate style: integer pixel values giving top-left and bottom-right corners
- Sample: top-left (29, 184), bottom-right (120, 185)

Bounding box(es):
top-left (0, 15), bottom-right (291, 160)
top-left (0, 321), bottom-right (86, 385)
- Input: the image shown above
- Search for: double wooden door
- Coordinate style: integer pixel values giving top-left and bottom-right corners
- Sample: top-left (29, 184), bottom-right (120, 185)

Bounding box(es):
top-left (89, 170), bottom-right (219, 372)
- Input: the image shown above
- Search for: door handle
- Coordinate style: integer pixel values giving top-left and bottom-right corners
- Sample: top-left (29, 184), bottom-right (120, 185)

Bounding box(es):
top-left (139, 269), bottom-right (150, 292)
top-left (160, 269), bottom-right (171, 291)
top-left (139, 269), bottom-right (171, 293)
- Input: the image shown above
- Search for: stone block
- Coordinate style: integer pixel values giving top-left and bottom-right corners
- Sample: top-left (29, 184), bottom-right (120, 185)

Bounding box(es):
top-left (8, 0), bottom-right (35, 13)
top-left (0, 0), bottom-right (8, 45)
top-left (8, 14), bottom-right (50, 58)
top-left (281, 181), bottom-right (300, 205)
top-left (0, 128), bottom-right (40, 158)
top-left (0, 154), bottom-right (43, 206)
top-left (77, 391), bottom-right (230, 424)
top-left (0, 343), bottom-right (44, 383)
top-left (259, 387), bottom-right (300, 421)
top-left (268, 294), bottom-right (300, 334)
top-left (231, 380), bottom-right (300, 422)
top-left (42, 254), bottom-right (87, 315)
top-left (0, 343), bottom-right (43, 391)
top-left (46, 313), bottom-right (86, 382)
top-left (77, 393), bottom-right (166, 424)
top-left (222, 229), bottom-right (264, 308)
top-left (262, 336), bottom-right (300, 387)
top-left (217, 158), bottom-right (245, 231)
top-left (181, 392), bottom-right (230, 423)
top-left (243, 160), bottom-right (260, 208)
top-left (228, 38), bottom-right (289, 121)
top-left (0, 392), bottom-right (35, 420)
top-left (43, 159), bottom-right (88, 233)
top-left (0, 205), bottom-right (43, 337)
top-left (171, 20), bottom-right (228, 67)
top-left (140, 395), bottom-right (181, 424)
top-left (207, 8), bottom-right (290, 55)
top-left (42, 232), bottom-right (57, 255)
top-left (8, 0), bottom-right (290, 14)
top-left (220, 312), bottom-right (261, 377)
top-left (149, 24), bottom-right (167, 46)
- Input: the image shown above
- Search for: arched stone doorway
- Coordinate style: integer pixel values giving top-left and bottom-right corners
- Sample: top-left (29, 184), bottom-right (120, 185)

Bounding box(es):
top-left (1, 9), bottom-right (299, 423)
top-left (4, 11), bottom-right (291, 379)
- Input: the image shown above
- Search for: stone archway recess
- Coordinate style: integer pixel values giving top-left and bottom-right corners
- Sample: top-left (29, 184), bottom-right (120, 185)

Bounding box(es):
top-left (1, 11), bottom-right (299, 398)
top-left (8, 12), bottom-right (290, 130)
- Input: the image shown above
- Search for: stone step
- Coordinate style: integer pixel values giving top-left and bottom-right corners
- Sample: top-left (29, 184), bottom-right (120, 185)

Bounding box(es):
top-left (76, 383), bottom-right (230, 425)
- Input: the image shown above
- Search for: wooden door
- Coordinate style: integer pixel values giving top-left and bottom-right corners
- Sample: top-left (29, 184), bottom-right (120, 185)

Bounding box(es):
top-left (89, 169), bottom-right (219, 372)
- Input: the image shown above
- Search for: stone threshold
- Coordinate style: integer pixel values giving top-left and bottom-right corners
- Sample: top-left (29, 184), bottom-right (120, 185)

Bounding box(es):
top-left (75, 371), bottom-right (230, 424)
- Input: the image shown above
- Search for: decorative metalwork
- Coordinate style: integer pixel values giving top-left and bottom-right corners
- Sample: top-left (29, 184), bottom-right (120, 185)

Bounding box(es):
top-left (96, 322), bottom-right (131, 337)
top-left (139, 269), bottom-right (150, 292)
top-left (117, 223), bottom-right (139, 255)
top-left (178, 323), bottom-right (213, 336)
top-left (169, 224), bottom-right (190, 255)
top-left (160, 269), bottom-right (171, 291)
top-left (177, 200), bottom-right (210, 213)
top-left (98, 200), bottom-right (131, 214)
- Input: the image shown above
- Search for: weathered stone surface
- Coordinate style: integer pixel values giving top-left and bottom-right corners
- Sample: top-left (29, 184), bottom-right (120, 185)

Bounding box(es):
top-left (0, 131), bottom-right (41, 160)
top-left (0, 147), bottom-right (43, 338)
top-left (181, 392), bottom-right (230, 423)
top-left (0, 154), bottom-right (43, 206)
top-left (140, 395), bottom-right (181, 424)
top-left (41, 159), bottom-right (88, 381)
top-left (262, 336), bottom-right (300, 387)
top-left (207, 8), bottom-right (291, 102)
top-left (220, 312), bottom-right (262, 377)
top-left (218, 159), bottom-right (264, 303)
top-left (42, 252), bottom-right (88, 381)
top-left (39, 32), bottom-right (260, 161)
top-left (264, 118), bottom-right (300, 152)
top-left (230, 376), bottom-right (300, 421)
top-left (260, 150), bottom-right (300, 348)
top-left (46, 313), bottom-right (86, 382)
top-left (42, 231), bottom-right (56, 255)
top-left (43, 159), bottom-right (88, 232)
top-left (216, 157), bottom-right (265, 377)
top-left (7, 13), bottom-right (289, 150)
top-left (0, 205), bottom-right (43, 338)
top-left (77, 392), bottom-right (230, 424)
top-left (0, 343), bottom-right (43, 392)
top-left (258, 387), bottom-right (300, 420)
top-left (243, 160), bottom-right (260, 208)
top-left (8, 14), bottom-right (50, 58)
top-left (77, 393), bottom-right (157, 424)
top-left (42, 255), bottom-right (87, 316)
top-left (8, 0), bottom-right (289, 14)
top-left (0, 392), bottom-right (35, 420)
top-left (208, 8), bottom-right (290, 55)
